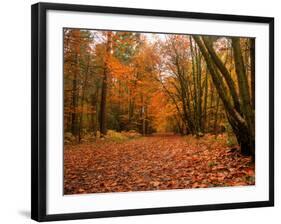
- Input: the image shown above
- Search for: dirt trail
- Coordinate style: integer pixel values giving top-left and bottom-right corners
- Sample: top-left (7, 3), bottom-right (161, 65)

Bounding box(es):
top-left (64, 134), bottom-right (254, 194)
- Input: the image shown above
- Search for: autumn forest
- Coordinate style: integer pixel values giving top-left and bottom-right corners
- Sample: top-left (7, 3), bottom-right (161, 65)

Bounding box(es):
top-left (64, 29), bottom-right (255, 194)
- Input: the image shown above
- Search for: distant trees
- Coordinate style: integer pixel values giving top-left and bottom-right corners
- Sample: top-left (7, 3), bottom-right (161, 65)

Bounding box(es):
top-left (63, 29), bottom-right (255, 157)
top-left (64, 30), bottom-right (159, 140)
top-left (64, 29), bottom-right (94, 141)
top-left (156, 35), bottom-right (225, 136)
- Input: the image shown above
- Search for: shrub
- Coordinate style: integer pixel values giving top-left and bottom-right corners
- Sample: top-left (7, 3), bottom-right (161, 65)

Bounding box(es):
top-left (106, 130), bottom-right (128, 142)
top-left (81, 132), bottom-right (96, 143)
top-left (105, 130), bottom-right (142, 142)
top-left (121, 130), bottom-right (142, 139)
top-left (226, 134), bottom-right (238, 147)
top-left (64, 132), bottom-right (75, 144)
top-left (224, 123), bottom-right (238, 147)
top-left (208, 161), bottom-right (217, 167)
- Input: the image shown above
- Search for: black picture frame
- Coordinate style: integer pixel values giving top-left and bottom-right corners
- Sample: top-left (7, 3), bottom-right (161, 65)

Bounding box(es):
top-left (31, 2), bottom-right (274, 222)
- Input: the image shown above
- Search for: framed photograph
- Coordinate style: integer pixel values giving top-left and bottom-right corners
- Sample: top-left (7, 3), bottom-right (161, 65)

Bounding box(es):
top-left (31, 2), bottom-right (274, 222)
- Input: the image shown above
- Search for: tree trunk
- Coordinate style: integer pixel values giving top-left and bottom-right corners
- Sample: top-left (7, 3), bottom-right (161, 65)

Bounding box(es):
top-left (99, 32), bottom-right (112, 137)
top-left (195, 44), bottom-right (203, 134)
top-left (250, 38), bottom-right (255, 109)
top-left (232, 37), bottom-right (255, 156)
top-left (71, 53), bottom-right (79, 139)
top-left (78, 55), bottom-right (90, 142)
top-left (190, 37), bottom-right (199, 134)
top-left (208, 81), bottom-right (214, 130)
top-left (100, 68), bottom-right (107, 136)
top-left (203, 71), bottom-right (208, 132)
top-left (141, 94), bottom-right (146, 135)
top-left (94, 90), bottom-right (100, 136)
top-left (213, 93), bottom-right (220, 135)
top-left (71, 78), bottom-right (78, 138)
top-left (202, 37), bottom-right (241, 112)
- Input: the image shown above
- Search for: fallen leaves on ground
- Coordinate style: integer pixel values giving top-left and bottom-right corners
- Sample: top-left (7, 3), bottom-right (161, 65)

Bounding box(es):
top-left (64, 134), bottom-right (254, 194)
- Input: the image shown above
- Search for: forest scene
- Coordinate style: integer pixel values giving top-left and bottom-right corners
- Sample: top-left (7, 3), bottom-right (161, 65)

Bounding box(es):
top-left (63, 28), bottom-right (255, 195)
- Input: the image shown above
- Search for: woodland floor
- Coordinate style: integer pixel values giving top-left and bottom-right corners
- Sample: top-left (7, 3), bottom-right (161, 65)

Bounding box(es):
top-left (64, 134), bottom-right (255, 194)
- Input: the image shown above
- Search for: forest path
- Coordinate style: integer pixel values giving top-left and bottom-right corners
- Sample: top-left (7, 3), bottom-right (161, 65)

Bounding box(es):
top-left (64, 134), bottom-right (254, 194)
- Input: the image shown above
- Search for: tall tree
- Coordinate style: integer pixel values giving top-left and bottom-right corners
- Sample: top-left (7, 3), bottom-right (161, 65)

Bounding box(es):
top-left (100, 32), bottom-right (112, 137)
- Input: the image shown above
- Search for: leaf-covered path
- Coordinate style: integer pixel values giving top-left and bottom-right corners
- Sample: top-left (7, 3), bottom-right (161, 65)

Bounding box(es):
top-left (64, 134), bottom-right (254, 194)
